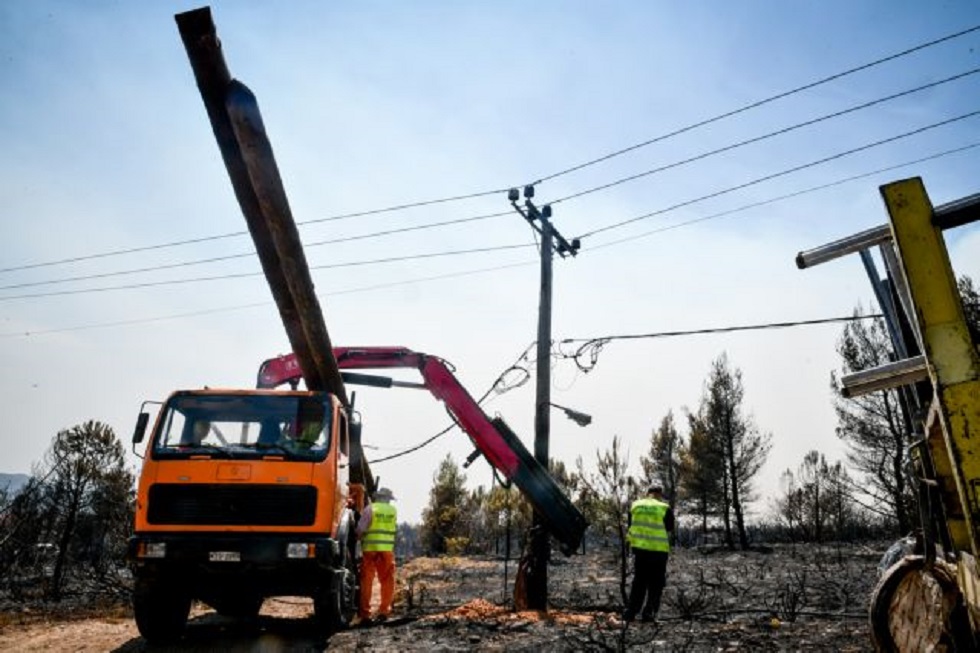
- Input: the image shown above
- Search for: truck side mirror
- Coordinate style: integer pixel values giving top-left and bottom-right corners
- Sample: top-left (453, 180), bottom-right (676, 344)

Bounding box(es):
top-left (133, 412), bottom-right (150, 444)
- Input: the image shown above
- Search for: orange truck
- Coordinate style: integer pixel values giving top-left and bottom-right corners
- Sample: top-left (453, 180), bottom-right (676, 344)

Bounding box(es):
top-left (127, 388), bottom-right (359, 641)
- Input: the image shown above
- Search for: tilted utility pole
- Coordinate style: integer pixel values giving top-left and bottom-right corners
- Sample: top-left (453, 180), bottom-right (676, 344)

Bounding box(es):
top-left (175, 6), bottom-right (348, 405)
top-left (509, 185), bottom-right (580, 610)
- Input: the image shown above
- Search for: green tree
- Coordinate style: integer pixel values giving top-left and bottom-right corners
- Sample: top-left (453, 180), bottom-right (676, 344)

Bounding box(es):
top-left (43, 420), bottom-right (133, 600)
top-left (420, 454), bottom-right (471, 555)
top-left (640, 411), bottom-right (682, 511)
top-left (700, 354), bottom-right (771, 550)
top-left (678, 410), bottom-right (724, 540)
top-left (480, 484), bottom-right (531, 557)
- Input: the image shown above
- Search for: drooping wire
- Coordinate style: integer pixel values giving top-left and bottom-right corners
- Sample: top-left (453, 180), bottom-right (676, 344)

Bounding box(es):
top-left (561, 315), bottom-right (885, 373)
top-left (366, 342), bottom-right (536, 465)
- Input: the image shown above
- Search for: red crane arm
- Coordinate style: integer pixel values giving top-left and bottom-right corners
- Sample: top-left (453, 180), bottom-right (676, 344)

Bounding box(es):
top-left (259, 347), bottom-right (519, 475)
top-left (257, 347), bottom-right (587, 553)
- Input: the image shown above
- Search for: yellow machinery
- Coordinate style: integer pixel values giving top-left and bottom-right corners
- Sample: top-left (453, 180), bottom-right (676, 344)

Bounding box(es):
top-left (797, 178), bottom-right (980, 651)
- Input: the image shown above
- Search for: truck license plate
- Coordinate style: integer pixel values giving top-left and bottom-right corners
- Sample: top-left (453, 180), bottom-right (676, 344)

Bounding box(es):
top-left (209, 551), bottom-right (241, 562)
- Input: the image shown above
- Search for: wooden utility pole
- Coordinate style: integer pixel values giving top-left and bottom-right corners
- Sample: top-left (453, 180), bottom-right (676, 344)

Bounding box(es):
top-left (175, 6), bottom-right (348, 404)
top-left (510, 185), bottom-right (580, 610)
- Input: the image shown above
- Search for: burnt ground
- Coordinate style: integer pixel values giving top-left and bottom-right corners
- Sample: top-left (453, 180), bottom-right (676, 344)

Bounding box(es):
top-left (0, 543), bottom-right (879, 651)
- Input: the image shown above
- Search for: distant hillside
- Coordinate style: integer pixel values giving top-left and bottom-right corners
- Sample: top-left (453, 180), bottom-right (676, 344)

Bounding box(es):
top-left (0, 473), bottom-right (30, 495)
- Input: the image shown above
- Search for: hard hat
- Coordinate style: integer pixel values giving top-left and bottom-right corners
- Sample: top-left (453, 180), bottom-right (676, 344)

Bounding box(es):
top-left (375, 487), bottom-right (396, 501)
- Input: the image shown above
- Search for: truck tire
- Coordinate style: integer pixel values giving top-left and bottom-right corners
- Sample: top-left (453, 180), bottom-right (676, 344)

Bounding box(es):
top-left (314, 541), bottom-right (358, 633)
top-left (133, 577), bottom-right (191, 643)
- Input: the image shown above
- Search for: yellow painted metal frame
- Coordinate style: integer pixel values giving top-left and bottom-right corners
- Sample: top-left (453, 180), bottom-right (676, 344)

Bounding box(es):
top-left (881, 177), bottom-right (980, 630)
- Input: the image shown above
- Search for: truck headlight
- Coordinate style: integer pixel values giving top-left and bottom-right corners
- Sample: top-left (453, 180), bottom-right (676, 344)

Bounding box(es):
top-left (286, 542), bottom-right (315, 559)
top-left (139, 542), bottom-right (166, 559)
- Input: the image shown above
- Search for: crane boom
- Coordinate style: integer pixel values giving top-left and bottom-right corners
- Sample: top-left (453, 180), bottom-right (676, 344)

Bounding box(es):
top-left (258, 347), bottom-right (588, 554)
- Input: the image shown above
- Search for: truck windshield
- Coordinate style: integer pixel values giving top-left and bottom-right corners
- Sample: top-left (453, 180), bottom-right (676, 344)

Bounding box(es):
top-left (153, 393), bottom-right (331, 461)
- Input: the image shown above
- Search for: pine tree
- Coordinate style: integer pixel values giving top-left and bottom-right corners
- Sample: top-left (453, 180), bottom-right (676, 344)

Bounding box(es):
top-left (419, 454), bottom-right (471, 555)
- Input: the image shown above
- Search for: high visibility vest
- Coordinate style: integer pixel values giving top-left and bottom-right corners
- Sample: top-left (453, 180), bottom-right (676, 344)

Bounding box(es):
top-left (362, 502), bottom-right (397, 552)
top-left (627, 498), bottom-right (670, 552)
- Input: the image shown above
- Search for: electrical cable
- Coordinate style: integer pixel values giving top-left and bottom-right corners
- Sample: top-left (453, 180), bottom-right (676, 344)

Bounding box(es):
top-left (8, 107), bottom-right (976, 300)
top-left (530, 23), bottom-right (980, 186)
top-left (10, 67), bottom-right (976, 293)
top-left (0, 210), bottom-right (514, 291)
top-left (588, 141), bottom-right (980, 250)
top-left (561, 314), bottom-right (885, 373)
top-left (4, 23), bottom-right (976, 275)
top-left (2, 139), bottom-right (973, 336)
top-left (0, 211), bottom-right (510, 290)
top-left (549, 69), bottom-right (980, 206)
top-left (346, 315), bottom-right (891, 463)
top-left (0, 260), bottom-right (537, 337)
top-left (0, 193), bottom-right (509, 275)
top-left (0, 243), bottom-right (533, 300)
top-left (366, 342), bottom-right (536, 465)
top-left (576, 109), bottom-right (980, 239)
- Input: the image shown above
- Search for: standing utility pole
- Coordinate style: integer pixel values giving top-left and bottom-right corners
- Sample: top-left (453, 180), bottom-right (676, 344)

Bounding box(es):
top-left (509, 185), bottom-right (580, 610)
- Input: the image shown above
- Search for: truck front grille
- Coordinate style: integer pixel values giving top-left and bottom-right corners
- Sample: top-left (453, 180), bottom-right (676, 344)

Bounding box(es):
top-left (147, 484), bottom-right (317, 526)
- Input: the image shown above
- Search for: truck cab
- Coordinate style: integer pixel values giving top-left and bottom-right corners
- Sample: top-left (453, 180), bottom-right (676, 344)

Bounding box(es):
top-left (127, 388), bottom-right (359, 641)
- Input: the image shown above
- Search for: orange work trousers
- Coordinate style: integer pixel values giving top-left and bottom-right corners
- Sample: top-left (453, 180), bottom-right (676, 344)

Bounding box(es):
top-left (359, 550), bottom-right (396, 619)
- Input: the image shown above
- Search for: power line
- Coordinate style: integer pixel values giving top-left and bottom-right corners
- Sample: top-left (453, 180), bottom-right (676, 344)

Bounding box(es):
top-left (11, 92), bottom-right (978, 296)
top-left (588, 141), bottom-right (980, 250)
top-left (560, 315), bottom-right (885, 373)
top-left (531, 23), bottom-right (980, 185)
top-left (368, 342), bottom-right (537, 465)
top-left (0, 244), bottom-right (533, 301)
top-left (3, 140), bottom-right (974, 335)
top-left (0, 260), bottom-right (536, 338)
top-left (0, 191), bottom-right (509, 275)
top-left (576, 109), bottom-right (980, 239)
top-left (370, 314), bottom-right (892, 462)
top-left (550, 68), bottom-right (980, 205)
top-left (4, 24), bottom-right (976, 275)
top-left (0, 210), bottom-right (514, 291)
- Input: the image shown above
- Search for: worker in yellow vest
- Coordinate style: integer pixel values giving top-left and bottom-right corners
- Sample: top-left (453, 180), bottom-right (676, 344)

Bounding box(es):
top-left (356, 487), bottom-right (398, 624)
top-left (623, 485), bottom-right (674, 623)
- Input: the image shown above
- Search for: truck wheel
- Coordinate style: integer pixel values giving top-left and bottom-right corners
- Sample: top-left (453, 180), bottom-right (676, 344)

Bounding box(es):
top-left (133, 578), bottom-right (191, 643)
top-left (314, 543), bottom-right (357, 632)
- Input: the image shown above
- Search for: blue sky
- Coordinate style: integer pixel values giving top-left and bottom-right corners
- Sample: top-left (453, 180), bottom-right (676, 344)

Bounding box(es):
top-left (2, 1), bottom-right (979, 523)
